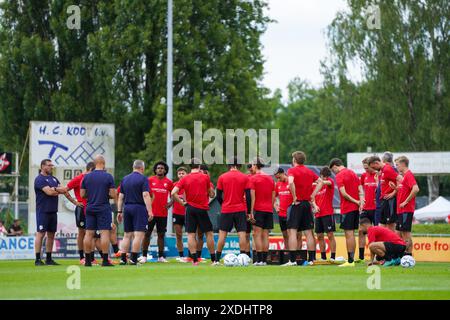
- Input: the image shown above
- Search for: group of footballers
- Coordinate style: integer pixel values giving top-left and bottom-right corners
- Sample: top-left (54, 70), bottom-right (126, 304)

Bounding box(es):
top-left (33, 149), bottom-right (418, 268)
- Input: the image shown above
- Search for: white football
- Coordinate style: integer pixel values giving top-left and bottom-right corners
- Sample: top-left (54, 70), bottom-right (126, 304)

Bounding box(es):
top-left (400, 255), bottom-right (415, 268)
top-left (237, 253), bottom-right (250, 267)
top-left (223, 253), bottom-right (238, 267)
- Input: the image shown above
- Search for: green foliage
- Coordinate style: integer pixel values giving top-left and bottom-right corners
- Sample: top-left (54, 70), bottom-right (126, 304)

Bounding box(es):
top-left (325, 0), bottom-right (450, 152)
top-left (274, 1), bottom-right (449, 196)
top-left (0, 0), bottom-right (273, 183)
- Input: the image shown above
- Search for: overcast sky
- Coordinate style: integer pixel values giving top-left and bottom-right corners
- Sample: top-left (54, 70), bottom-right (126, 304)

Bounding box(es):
top-left (261, 0), bottom-right (351, 98)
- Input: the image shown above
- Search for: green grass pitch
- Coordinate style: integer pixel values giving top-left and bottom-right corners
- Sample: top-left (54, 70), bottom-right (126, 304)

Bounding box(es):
top-left (1, 259), bottom-right (449, 300)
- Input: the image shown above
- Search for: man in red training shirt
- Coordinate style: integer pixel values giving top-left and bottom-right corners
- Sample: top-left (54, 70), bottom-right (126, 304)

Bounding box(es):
top-left (140, 161), bottom-right (173, 263)
top-left (62, 161), bottom-right (95, 263)
top-left (314, 167), bottom-right (336, 261)
top-left (394, 156), bottom-right (419, 256)
top-left (330, 158), bottom-right (364, 267)
top-left (215, 157), bottom-right (251, 262)
top-left (358, 157), bottom-right (378, 262)
top-left (172, 158), bottom-right (217, 266)
top-left (249, 157), bottom-right (275, 266)
top-left (368, 155), bottom-right (399, 231)
top-left (359, 218), bottom-right (406, 267)
top-left (283, 151), bottom-right (323, 267)
top-left (274, 167), bottom-right (293, 250)
top-left (172, 167), bottom-right (188, 260)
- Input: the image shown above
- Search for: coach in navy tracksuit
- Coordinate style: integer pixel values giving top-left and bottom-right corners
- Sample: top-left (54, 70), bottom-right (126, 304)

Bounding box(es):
top-left (116, 160), bottom-right (153, 265)
top-left (34, 159), bottom-right (66, 266)
top-left (81, 155), bottom-right (116, 267)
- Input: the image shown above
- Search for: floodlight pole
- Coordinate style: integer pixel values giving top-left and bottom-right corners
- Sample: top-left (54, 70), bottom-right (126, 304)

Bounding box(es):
top-left (14, 152), bottom-right (19, 219)
top-left (166, 0), bottom-right (174, 234)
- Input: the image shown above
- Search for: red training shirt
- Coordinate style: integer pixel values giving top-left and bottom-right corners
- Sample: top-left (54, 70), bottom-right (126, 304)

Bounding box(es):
top-left (380, 164), bottom-right (399, 198)
top-left (217, 169), bottom-right (249, 214)
top-left (335, 168), bottom-right (360, 214)
top-left (249, 172), bottom-right (275, 213)
top-left (275, 180), bottom-right (293, 218)
top-left (361, 172), bottom-right (377, 210)
top-left (172, 180), bottom-right (186, 215)
top-left (67, 173), bottom-right (87, 207)
top-left (177, 171), bottom-right (211, 210)
top-left (287, 165), bottom-right (319, 201)
top-left (314, 177), bottom-right (334, 217)
top-left (367, 226), bottom-right (406, 245)
top-left (397, 170), bottom-right (417, 214)
top-left (148, 176), bottom-right (173, 217)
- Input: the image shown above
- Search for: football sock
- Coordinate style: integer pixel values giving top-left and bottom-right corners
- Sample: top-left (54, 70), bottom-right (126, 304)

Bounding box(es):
top-left (257, 251), bottom-right (263, 263)
top-left (102, 253), bottom-right (109, 264)
top-left (196, 250), bottom-right (202, 258)
top-left (210, 253), bottom-right (216, 262)
top-left (191, 252), bottom-right (198, 263)
top-left (121, 253), bottom-right (127, 262)
top-left (262, 252), bottom-right (268, 263)
top-left (79, 250), bottom-right (84, 260)
top-left (348, 252), bottom-right (354, 263)
top-left (308, 250), bottom-right (315, 262)
top-left (289, 250), bottom-right (296, 263)
top-left (112, 244), bottom-right (119, 254)
top-left (85, 252), bottom-right (92, 265)
top-left (178, 251), bottom-right (184, 257)
top-left (35, 253), bottom-right (41, 261)
top-left (321, 251), bottom-right (327, 260)
top-left (142, 249), bottom-right (148, 257)
top-left (331, 252), bottom-right (336, 260)
top-left (216, 251), bottom-right (222, 261)
top-left (158, 250), bottom-right (164, 258)
top-left (46, 252), bottom-right (52, 262)
top-left (131, 252), bottom-right (138, 262)
top-left (359, 248), bottom-right (365, 260)
top-left (246, 251), bottom-right (251, 258)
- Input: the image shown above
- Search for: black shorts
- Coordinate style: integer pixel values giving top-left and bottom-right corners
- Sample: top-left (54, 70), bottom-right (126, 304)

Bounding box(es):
top-left (384, 242), bottom-right (406, 259)
top-left (173, 213), bottom-right (185, 227)
top-left (360, 210), bottom-right (375, 224)
top-left (147, 216), bottom-right (167, 234)
top-left (340, 211), bottom-right (359, 230)
top-left (185, 205), bottom-right (213, 233)
top-left (380, 198), bottom-right (397, 224)
top-left (279, 216), bottom-right (288, 231)
top-left (287, 201), bottom-right (314, 231)
top-left (219, 211), bottom-right (247, 232)
top-left (315, 215), bottom-right (336, 234)
top-left (396, 212), bottom-right (413, 232)
top-left (75, 206), bottom-right (86, 229)
top-left (254, 211), bottom-right (273, 230)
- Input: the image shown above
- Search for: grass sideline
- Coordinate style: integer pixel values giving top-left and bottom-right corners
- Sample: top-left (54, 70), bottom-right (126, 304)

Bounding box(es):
top-left (1, 259), bottom-right (449, 300)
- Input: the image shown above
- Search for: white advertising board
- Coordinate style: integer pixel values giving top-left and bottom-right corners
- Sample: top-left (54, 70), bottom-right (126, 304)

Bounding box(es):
top-left (28, 121), bottom-right (115, 235)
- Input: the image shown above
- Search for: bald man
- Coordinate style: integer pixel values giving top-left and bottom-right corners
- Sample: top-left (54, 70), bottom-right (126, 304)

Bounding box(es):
top-left (81, 155), bottom-right (117, 267)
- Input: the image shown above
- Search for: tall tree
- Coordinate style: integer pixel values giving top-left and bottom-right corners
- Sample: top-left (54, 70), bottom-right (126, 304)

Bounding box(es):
top-left (324, 0), bottom-right (450, 151)
top-left (0, 0), bottom-right (273, 183)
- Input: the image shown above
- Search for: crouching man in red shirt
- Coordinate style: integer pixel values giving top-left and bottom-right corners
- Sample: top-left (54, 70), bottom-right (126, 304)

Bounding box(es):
top-left (359, 217), bottom-right (406, 267)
